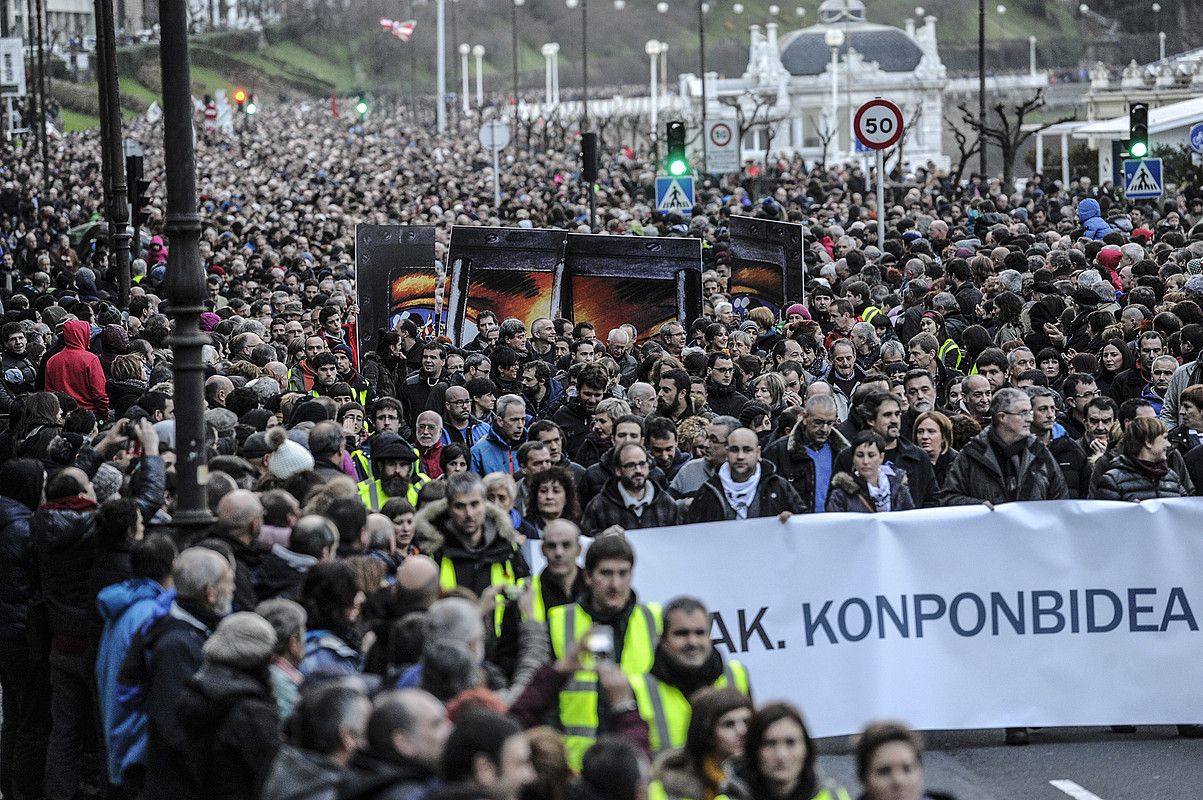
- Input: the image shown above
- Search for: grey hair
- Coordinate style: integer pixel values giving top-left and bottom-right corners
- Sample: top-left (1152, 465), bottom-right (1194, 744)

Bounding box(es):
top-left (989, 387), bottom-right (1029, 418)
top-left (997, 269), bottom-right (1022, 294)
top-left (173, 547), bottom-right (231, 603)
top-left (880, 340), bottom-right (906, 361)
top-left (494, 393), bottom-right (526, 421)
top-left (805, 394), bottom-right (837, 414)
top-left (255, 598), bottom-right (308, 655)
top-left (709, 415), bottom-right (741, 437)
top-left (1006, 347), bottom-right (1034, 368)
top-left (425, 597), bottom-right (483, 647)
top-left (444, 470), bottom-right (484, 503)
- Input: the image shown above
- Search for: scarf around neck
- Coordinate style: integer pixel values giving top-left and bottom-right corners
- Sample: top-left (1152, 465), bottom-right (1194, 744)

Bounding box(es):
top-left (865, 464), bottom-right (894, 512)
top-left (718, 462), bottom-right (760, 519)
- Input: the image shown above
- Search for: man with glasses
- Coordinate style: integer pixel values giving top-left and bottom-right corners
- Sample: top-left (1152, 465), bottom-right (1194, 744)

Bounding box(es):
top-left (1060, 373), bottom-right (1099, 440)
top-left (658, 321), bottom-right (687, 358)
top-left (580, 442), bottom-right (680, 538)
top-left (704, 353), bottom-right (748, 417)
top-left (763, 394), bottom-right (847, 513)
top-left (440, 385), bottom-right (489, 448)
top-left (939, 387), bottom-right (1067, 512)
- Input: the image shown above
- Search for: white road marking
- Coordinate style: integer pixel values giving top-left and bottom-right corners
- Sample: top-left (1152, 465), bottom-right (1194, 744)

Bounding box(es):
top-left (1050, 779), bottom-right (1107, 800)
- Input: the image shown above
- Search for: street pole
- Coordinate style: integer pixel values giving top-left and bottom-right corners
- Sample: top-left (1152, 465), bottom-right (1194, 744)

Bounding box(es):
top-left (977, 0), bottom-right (986, 178)
top-left (96, 0), bottom-right (131, 308)
top-left (33, 0), bottom-right (46, 183)
top-left (647, 42), bottom-right (658, 161)
top-left (511, 0), bottom-right (521, 124)
top-left (876, 148), bottom-right (885, 251)
top-left (157, 0), bottom-right (213, 538)
top-left (581, 0), bottom-right (588, 130)
top-left (436, 0), bottom-right (446, 132)
top-left (698, 0), bottom-right (707, 170)
top-left (459, 44), bottom-right (470, 114)
top-left (473, 45), bottom-right (484, 108)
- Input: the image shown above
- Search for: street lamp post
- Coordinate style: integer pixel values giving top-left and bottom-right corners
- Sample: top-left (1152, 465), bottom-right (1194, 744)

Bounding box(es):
top-left (459, 43), bottom-right (471, 113)
top-left (646, 39), bottom-right (661, 160)
top-left (436, 0), bottom-right (447, 133)
top-left (978, 0), bottom-right (986, 177)
top-left (824, 27), bottom-right (844, 157)
top-left (157, 0), bottom-right (214, 538)
top-left (698, 0), bottom-right (708, 169)
top-left (565, 0), bottom-right (588, 129)
top-left (1152, 2), bottom-right (1162, 60)
top-left (511, 0), bottom-right (523, 120)
top-left (94, 0), bottom-right (131, 308)
top-left (473, 45), bottom-right (485, 108)
top-left (1029, 35), bottom-right (1036, 75)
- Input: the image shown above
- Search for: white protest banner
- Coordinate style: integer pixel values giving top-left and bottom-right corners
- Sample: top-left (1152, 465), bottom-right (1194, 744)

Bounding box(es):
top-left (627, 499), bottom-right (1203, 737)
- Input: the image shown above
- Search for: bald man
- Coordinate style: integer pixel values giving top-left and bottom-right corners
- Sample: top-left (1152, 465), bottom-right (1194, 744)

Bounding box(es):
top-left (214, 489), bottom-right (267, 611)
top-left (205, 374), bottom-right (234, 409)
top-left (685, 427), bottom-right (802, 523)
top-left (626, 382), bottom-right (657, 418)
top-left (362, 555), bottom-right (441, 673)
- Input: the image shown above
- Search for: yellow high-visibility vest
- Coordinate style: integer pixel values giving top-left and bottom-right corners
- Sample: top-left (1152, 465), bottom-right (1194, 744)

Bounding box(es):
top-left (629, 660), bottom-right (750, 755)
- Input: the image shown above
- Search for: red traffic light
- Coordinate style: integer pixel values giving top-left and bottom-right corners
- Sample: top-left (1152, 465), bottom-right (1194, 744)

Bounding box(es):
top-left (233, 88), bottom-right (247, 104)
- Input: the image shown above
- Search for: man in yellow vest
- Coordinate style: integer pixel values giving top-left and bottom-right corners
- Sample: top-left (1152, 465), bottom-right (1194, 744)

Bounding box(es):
top-left (628, 597), bottom-right (751, 756)
top-left (357, 431), bottom-right (430, 510)
top-left (527, 519), bottom-right (586, 624)
top-left (544, 534), bottom-right (662, 769)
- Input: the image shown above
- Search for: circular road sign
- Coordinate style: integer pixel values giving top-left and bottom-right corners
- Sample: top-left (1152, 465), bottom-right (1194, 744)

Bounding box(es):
top-left (709, 121), bottom-right (734, 149)
top-left (853, 99), bottom-right (904, 151)
top-left (1191, 122), bottom-right (1203, 154)
top-left (479, 119), bottom-right (511, 151)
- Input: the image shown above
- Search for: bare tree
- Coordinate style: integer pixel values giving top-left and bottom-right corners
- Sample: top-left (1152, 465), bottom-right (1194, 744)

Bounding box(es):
top-left (719, 88), bottom-right (777, 147)
top-left (816, 122), bottom-right (836, 169)
top-left (888, 104), bottom-right (925, 176)
top-left (944, 113), bottom-right (983, 193)
top-left (956, 88), bottom-right (1075, 187)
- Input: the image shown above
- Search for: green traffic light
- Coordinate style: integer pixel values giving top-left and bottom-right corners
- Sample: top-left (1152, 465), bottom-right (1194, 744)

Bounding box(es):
top-left (356, 102), bottom-right (368, 115)
top-left (1130, 141), bottom-right (1148, 158)
top-left (245, 102), bottom-right (257, 115)
top-left (669, 159), bottom-right (687, 176)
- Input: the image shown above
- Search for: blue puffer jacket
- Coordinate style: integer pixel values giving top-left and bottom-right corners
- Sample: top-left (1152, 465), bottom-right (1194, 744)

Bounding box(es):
top-left (299, 629), bottom-right (360, 681)
top-left (0, 495), bottom-right (36, 642)
top-left (1077, 198), bottom-right (1113, 241)
top-left (469, 424), bottom-right (524, 475)
top-left (96, 581), bottom-right (172, 785)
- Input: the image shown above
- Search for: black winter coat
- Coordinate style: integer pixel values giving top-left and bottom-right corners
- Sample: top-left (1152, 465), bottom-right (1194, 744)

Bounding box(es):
top-left (32, 450), bottom-right (165, 642)
top-left (552, 400), bottom-right (592, 461)
top-left (176, 663), bottom-right (281, 800)
top-left (0, 496), bottom-right (36, 641)
top-left (337, 750), bottom-right (438, 800)
top-left (825, 470), bottom-right (915, 513)
top-left (261, 744), bottom-right (343, 800)
top-left (579, 478), bottom-right (680, 537)
top-left (1090, 455), bottom-right (1187, 502)
top-left (762, 427), bottom-right (849, 513)
top-left (579, 447), bottom-right (668, 508)
top-left (938, 430), bottom-right (1068, 506)
top-left (705, 380), bottom-right (749, 417)
top-left (833, 438), bottom-right (938, 508)
top-left (685, 461), bottom-right (803, 523)
top-left (1048, 435), bottom-right (1091, 499)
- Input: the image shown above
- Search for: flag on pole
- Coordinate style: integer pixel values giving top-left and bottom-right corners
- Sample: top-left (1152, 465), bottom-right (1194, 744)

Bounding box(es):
top-left (391, 19), bottom-right (416, 41)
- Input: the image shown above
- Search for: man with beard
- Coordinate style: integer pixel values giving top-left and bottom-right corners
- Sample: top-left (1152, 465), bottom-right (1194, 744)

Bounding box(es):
top-left (833, 391), bottom-right (937, 508)
top-left (358, 431), bottom-right (430, 510)
top-left (653, 368), bottom-right (698, 426)
top-left (520, 359), bottom-right (562, 420)
top-left (822, 340), bottom-right (865, 410)
top-left (645, 417), bottom-right (690, 482)
top-left (414, 410), bottom-right (445, 479)
top-left (901, 369), bottom-right (938, 442)
top-left (553, 366), bottom-right (608, 458)
top-left (763, 394), bottom-right (847, 514)
top-left (703, 353), bottom-right (748, 417)
top-left (580, 441), bottom-right (679, 538)
top-left (628, 597), bottom-right (751, 755)
top-left (440, 384), bottom-right (489, 448)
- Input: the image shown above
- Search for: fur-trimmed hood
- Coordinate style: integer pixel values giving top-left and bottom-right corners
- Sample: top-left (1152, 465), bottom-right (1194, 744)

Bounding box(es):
top-left (830, 468), bottom-right (907, 497)
top-left (412, 497), bottom-right (519, 555)
top-left (788, 420), bottom-right (850, 456)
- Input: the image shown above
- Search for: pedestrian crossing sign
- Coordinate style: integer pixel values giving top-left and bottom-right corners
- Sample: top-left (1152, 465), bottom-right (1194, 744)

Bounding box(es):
top-left (656, 176), bottom-right (695, 212)
top-left (1123, 158), bottom-right (1163, 199)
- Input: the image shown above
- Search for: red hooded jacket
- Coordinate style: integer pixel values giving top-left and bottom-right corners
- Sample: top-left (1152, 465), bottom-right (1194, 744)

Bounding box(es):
top-left (44, 319), bottom-right (109, 418)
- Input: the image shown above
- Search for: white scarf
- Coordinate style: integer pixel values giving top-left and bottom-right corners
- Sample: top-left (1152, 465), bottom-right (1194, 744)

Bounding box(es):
top-left (865, 464), bottom-right (894, 512)
top-left (718, 462), bottom-right (761, 519)
top-left (617, 480), bottom-right (655, 517)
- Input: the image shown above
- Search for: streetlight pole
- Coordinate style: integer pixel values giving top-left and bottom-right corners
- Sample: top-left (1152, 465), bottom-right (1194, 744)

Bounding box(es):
top-left (1028, 34), bottom-right (1036, 76)
top-left (647, 40), bottom-right (660, 161)
top-left (978, 0), bottom-right (986, 177)
top-left (511, 0), bottom-right (523, 122)
top-left (459, 43), bottom-right (471, 113)
top-left (94, 0), bottom-right (131, 308)
top-left (157, 0), bottom-right (214, 538)
top-left (699, 0), bottom-right (708, 169)
top-left (1152, 2), bottom-right (1162, 60)
top-left (473, 44), bottom-right (485, 108)
top-left (581, 0), bottom-right (589, 130)
top-left (436, 0), bottom-right (447, 133)
top-left (823, 27), bottom-right (843, 159)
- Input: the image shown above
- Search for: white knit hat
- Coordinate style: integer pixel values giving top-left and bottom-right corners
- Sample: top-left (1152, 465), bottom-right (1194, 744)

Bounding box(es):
top-left (265, 426), bottom-right (315, 479)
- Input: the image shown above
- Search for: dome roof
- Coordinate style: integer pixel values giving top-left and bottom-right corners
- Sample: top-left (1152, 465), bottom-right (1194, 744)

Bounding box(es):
top-left (779, 23), bottom-right (924, 77)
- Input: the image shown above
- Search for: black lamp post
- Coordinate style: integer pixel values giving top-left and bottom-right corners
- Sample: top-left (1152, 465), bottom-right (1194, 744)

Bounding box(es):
top-left (157, 0), bottom-right (213, 538)
top-left (94, 0), bottom-right (131, 308)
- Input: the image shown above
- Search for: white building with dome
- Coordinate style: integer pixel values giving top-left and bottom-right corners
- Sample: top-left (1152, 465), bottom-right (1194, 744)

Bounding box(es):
top-left (683, 0), bottom-right (949, 169)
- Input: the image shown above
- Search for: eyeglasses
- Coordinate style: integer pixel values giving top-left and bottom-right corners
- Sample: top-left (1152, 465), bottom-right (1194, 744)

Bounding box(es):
top-left (1073, 390), bottom-right (1100, 400)
top-left (620, 460), bottom-right (650, 470)
top-left (1004, 410), bottom-right (1034, 418)
top-left (448, 398), bottom-right (472, 406)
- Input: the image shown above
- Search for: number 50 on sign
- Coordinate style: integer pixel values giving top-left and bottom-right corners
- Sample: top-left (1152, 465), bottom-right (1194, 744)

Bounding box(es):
top-left (853, 99), bottom-right (904, 151)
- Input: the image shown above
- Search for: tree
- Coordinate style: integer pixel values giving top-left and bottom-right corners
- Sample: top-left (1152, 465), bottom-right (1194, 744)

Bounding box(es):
top-left (944, 113), bottom-right (982, 193)
top-left (718, 88), bottom-right (777, 151)
top-left (957, 88), bottom-right (1076, 188)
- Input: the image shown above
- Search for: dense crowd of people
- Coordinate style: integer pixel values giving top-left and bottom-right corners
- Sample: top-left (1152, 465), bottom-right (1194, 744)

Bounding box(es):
top-left (1, 94), bottom-right (1202, 800)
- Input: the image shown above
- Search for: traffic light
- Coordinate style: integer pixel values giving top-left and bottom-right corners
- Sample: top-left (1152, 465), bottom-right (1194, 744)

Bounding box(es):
top-left (1129, 102), bottom-right (1148, 159)
top-left (666, 121), bottom-right (687, 176)
top-left (234, 87), bottom-right (247, 112)
top-left (245, 95), bottom-right (257, 115)
top-left (356, 96), bottom-right (369, 118)
top-left (582, 132), bottom-right (598, 183)
top-left (125, 155), bottom-right (151, 227)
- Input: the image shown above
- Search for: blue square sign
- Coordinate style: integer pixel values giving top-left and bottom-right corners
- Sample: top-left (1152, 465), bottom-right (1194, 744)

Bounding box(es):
top-left (655, 176), bottom-right (694, 213)
top-left (1123, 158), bottom-right (1163, 199)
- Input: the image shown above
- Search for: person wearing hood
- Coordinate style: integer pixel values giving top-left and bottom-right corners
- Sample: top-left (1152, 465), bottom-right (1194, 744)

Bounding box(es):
top-left (627, 598), bottom-right (750, 757)
top-left (1076, 198), bottom-right (1112, 241)
top-left (44, 318), bottom-right (109, 418)
top-left (358, 431), bottom-right (430, 510)
top-left (686, 428), bottom-right (802, 524)
top-left (147, 235), bottom-right (168, 265)
top-left (96, 322), bottom-right (131, 376)
top-left (176, 612), bottom-right (282, 800)
top-left (260, 681), bottom-right (371, 800)
top-left (95, 534), bottom-right (176, 794)
top-left (825, 431), bottom-right (915, 513)
top-left (0, 459), bottom-right (48, 800)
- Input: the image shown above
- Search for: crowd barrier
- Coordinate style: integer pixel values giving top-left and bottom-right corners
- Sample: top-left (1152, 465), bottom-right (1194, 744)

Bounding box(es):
top-left (627, 499), bottom-right (1203, 737)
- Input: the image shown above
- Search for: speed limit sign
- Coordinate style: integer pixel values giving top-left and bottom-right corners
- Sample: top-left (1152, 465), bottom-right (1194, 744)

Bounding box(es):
top-left (853, 98), bottom-right (904, 150)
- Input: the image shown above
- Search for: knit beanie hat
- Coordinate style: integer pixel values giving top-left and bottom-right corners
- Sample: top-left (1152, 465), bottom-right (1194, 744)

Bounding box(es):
top-left (265, 426), bottom-right (314, 479)
top-left (202, 612), bottom-right (276, 669)
top-left (92, 463), bottom-right (124, 503)
top-left (205, 408), bottom-right (239, 437)
top-left (785, 303), bottom-right (811, 320)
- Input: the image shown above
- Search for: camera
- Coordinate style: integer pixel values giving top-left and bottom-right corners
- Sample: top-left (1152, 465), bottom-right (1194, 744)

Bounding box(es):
top-left (584, 625), bottom-right (615, 661)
